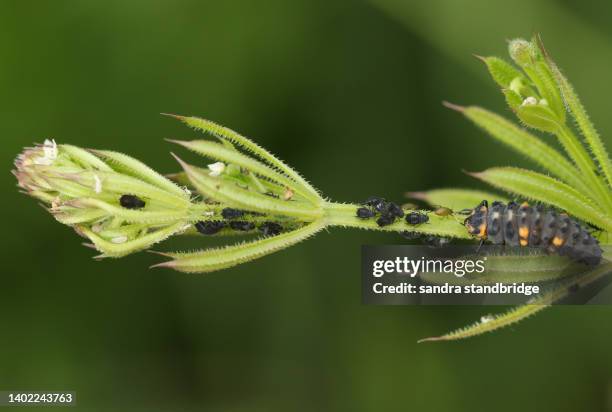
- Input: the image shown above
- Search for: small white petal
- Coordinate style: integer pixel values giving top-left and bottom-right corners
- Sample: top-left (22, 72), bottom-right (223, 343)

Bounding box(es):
top-left (42, 139), bottom-right (58, 160)
top-left (93, 174), bottom-right (102, 193)
top-left (111, 235), bottom-right (128, 244)
top-left (207, 162), bottom-right (225, 177)
top-left (521, 96), bottom-right (537, 106)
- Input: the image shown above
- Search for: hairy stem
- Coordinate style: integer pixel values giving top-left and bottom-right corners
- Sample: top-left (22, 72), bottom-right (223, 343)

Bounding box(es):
top-left (322, 202), bottom-right (471, 239)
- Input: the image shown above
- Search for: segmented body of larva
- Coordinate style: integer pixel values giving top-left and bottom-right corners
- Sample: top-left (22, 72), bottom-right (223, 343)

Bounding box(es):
top-left (464, 201), bottom-right (602, 265)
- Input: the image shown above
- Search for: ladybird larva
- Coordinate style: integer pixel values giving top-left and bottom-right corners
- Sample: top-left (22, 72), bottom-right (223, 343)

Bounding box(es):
top-left (464, 200), bottom-right (603, 265)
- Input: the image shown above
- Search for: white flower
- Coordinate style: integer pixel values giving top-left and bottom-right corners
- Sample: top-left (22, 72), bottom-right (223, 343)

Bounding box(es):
top-left (34, 139), bottom-right (58, 165)
top-left (207, 161), bottom-right (225, 177)
top-left (521, 96), bottom-right (537, 106)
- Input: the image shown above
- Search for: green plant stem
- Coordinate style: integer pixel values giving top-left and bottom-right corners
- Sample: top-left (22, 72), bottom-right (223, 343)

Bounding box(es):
top-left (322, 202), bottom-right (471, 239)
top-left (556, 125), bottom-right (612, 213)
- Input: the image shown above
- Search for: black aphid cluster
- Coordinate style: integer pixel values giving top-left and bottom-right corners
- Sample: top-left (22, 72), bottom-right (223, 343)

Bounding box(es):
top-left (353, 198), bottom-right (442, 247)
top-left (357, 197), bottom-right (405, 227)
top-left (195, 208), bottom-right (285, 237)
top-left (195, 220), bottom-right (225, 235)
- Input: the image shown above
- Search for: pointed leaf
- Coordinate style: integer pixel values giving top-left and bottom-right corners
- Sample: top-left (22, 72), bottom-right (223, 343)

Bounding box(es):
top-left (165, 114), bottom-right (322, 200)
top-left (79, 221), bottom-right (188, 258)
top-left (419, 261), bottom-right (612, 342)
top-left (540, 43), bottom-right (612, 188)
top-left (479, 56), bottom-right (523, 88)
top-left (152, 220), bottom-right (325, 273)
top-left (91, 149), bottom-right (189, 198)
top-left (175, 155), bottom-right (323, 220)
top-left (407, 188), bottom-right (506, 210)
top-left (460, 106), bottom-right (596, 201)
top-left (168, 139), bottom-right (320, 203)
top-left (59, 145), bottom-right (114, 171)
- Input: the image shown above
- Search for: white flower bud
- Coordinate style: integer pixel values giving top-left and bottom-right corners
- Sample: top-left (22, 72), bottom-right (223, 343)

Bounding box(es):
top-left (521, 96), bottom-right (537, 106)
top-left (207, 161), bottom-right (225, 177)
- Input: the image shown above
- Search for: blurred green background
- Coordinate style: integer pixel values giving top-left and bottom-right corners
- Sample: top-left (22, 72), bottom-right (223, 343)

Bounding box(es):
top-left (2, 0), bottom-right (612, 410)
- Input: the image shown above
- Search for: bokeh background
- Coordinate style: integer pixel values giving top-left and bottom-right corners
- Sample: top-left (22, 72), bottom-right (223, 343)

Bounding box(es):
top-left (2, 0), bottom-right (612, 410)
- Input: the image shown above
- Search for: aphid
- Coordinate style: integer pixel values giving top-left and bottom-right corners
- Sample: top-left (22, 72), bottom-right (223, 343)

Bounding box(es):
top-left (356, 207), bottom-right (376, 219)
top-left (221, 208), bottom-right (245, 219)
top-left (376, 214), bottom-right (395, 227)
top-left (384, 202), bottom-right (404, 218)
top-left (433, 206), bottom-right (453, 217)
top-left (423, 235), bottom-right (450, 248)
top-left (259, 222), bottom-right (282, 237)
top-left (119, 194), bottom-right (146, 209)
top-left (195, 220), bottom-right (225, 235)
top-left (363, 197), bottom-right (387, 213)
top-left (399, 231), bottom-right (421, 240)
top-left (406, 211), bottom-right (429, 225)
top-left (463, 200), bottom-right (602, 265)
top-left (229, 221), bottom-right (255, 231)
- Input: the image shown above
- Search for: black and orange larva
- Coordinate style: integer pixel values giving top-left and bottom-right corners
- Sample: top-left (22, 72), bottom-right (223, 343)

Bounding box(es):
top-left (463, 200), bottom-right (602, 265)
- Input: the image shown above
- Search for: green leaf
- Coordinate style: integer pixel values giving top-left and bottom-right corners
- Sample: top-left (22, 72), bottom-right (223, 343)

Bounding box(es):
top-left (515, 103), bottom-right (561, 133)
top-left (478, 56), bottom-right (523, 88)
top-left (540, 42), bottom-right (612, 189)
top-left (64, 170), bottom-right (191, 209)
top-left (502, 89), bottom-right (522, 109)
top-left (167, 139), bottom-right (320, 204)
top-left (66, 198), bottom-right (192, 224)
top-left (554, 126), bottom-right (612, 213)
top-left (420, 251), bottom-right (584, 285)
top-left (163, 114), bottom-right (322, 201)
top-left (471, 167), bottom-right (612, 231)
top-left (407, 188), bottom-right (506, 210)
top-left (419, 304), bottom-right (549, 342)
top-left (59, 145), bottom-right (114, 172)
top-left (152, 220), bottom-right (325, 273)
top-left (79, 221), bottom-right (188, 258)
top-left (174, 155), bottom-right (323, 220)
top-left (419, 261), bottom-right (612, 342)
top-left (90, 149), bottom-right (189, 198)
top-left (460, 106), bottom-right (597, 202)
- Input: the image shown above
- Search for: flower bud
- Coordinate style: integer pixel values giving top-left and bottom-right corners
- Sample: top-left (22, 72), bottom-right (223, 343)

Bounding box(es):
top-left (14, 142), bottom-right (194, 257)
top-left (508, 39), bottom-right (537, 67)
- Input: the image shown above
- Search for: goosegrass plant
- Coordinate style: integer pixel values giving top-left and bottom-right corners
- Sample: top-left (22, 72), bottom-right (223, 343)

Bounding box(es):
top-left (13, 35), bottom-right (612, 341)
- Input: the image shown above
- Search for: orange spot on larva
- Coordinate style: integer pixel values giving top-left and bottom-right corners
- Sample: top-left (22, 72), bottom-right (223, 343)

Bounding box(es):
top-left (478, 224), bottom-right (487, 238)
